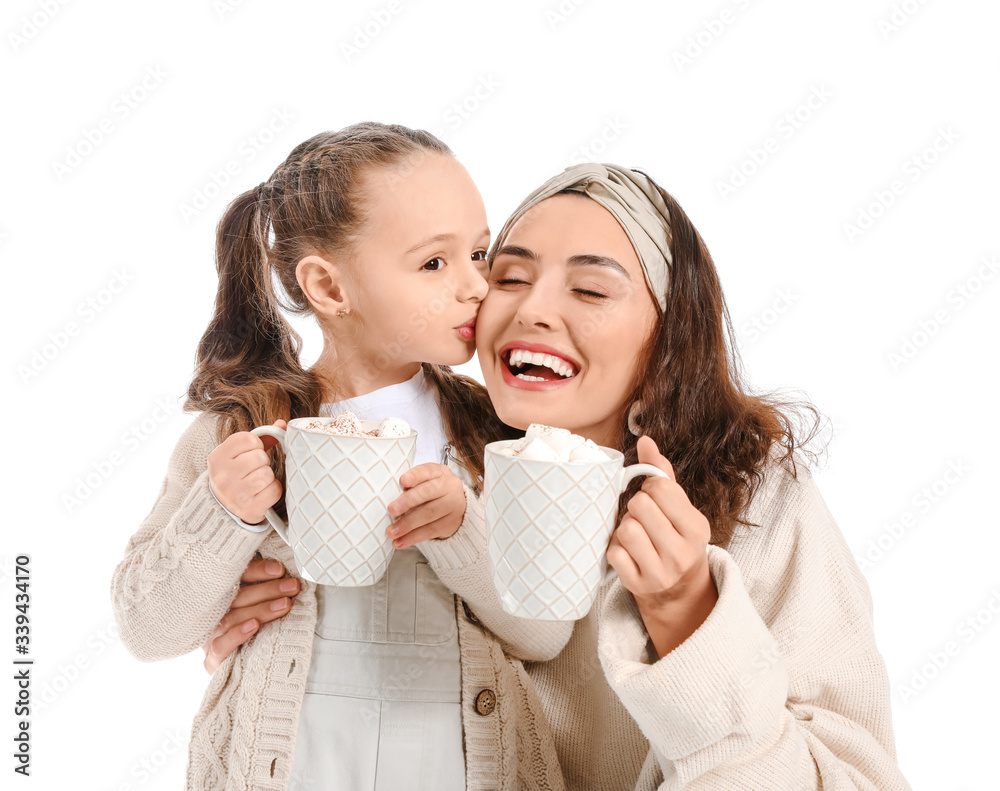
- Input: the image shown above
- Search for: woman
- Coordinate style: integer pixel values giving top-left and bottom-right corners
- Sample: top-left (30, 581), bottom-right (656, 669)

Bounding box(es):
top-left (206, 164), bottom-right (910, 790)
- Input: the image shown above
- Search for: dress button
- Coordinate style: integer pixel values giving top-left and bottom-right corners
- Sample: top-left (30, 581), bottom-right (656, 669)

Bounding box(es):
top-left (474, 689), bottom-right (496, 716)
top-left (462, 600), bottom-right (481, 625)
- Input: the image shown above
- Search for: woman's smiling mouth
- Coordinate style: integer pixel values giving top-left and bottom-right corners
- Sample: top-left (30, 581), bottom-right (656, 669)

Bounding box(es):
top-left (499, 342), bottom-right (579, 389)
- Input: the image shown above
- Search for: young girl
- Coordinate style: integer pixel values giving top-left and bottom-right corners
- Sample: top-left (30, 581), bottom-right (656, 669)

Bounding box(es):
top-left (111, 123), bottom-right (572, 791)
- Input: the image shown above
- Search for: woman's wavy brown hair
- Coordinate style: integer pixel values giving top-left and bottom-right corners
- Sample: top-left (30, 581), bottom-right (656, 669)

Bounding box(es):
top-left (602, 174), bottom-right (823, 546)
top-left (185, 123), bottom-right (515, 516)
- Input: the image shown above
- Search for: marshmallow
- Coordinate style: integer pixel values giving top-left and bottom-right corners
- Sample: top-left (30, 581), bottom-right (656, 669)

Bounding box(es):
top-left (526, 423), bottom-right (584, 458)
top-left (377, 417), bottom-right (412, 438)
top-left (303, 410), bottom-right (414, 438)
top-left (569, 438), bottom-right (607, 462)
top-left (501, 424), bottom-right (610, 463)
top-left (514, 437), bottom-right (562, 462)
top-left (328, 410), bottom-right (367, 436)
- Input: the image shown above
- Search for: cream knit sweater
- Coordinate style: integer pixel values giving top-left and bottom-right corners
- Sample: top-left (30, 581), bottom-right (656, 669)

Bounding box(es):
top-left (111, 412), bottom-right (909, 790)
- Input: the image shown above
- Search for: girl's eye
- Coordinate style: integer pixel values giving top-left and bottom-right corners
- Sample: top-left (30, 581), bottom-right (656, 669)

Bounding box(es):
top-left (573, 288), bottom-right (608, 299)
top-left (472, 250), bottom-right (487, 261)
top-left (422, 258), bottom-right (444, 271)
top-left (495, 277), bottom-right (527, 286)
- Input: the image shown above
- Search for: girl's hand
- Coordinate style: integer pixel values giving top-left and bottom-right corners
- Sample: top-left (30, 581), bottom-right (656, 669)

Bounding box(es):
top-left (207, 420), bottom-right (287, 524)
top-left (606, 436), bottom-right (718, 658)
top-left (385, 463), bottom-right (467, 549)
top-left (202, 558), bottom-right (300, 674)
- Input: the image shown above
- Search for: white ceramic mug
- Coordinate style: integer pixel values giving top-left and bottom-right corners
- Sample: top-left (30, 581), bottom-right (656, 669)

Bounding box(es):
top-left (251, 418), bottom-right (417, 586)
top-left (484, 439), bottom-right (667, 620)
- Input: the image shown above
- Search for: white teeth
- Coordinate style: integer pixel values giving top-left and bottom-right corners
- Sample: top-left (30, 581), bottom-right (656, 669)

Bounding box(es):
top-left (515, 373), bottom-right (546, 382)
top-left (506, 348), bottom-right (577, 379)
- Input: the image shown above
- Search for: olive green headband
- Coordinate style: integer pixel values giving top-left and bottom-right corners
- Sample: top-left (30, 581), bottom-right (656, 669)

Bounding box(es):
top-left (490, 163), bottom-right (673, 312)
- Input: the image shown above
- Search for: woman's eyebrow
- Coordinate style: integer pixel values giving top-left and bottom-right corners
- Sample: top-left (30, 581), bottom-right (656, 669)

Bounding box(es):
top-left (494, 244), bottom-right (536, 260)
top-left (495, 247), bottom-right (630, 279)
top-left (567, 254), bottom-right (630, 279)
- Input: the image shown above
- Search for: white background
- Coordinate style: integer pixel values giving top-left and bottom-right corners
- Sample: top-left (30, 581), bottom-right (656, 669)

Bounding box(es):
top-left (3, 0), bottom-right (998, 788)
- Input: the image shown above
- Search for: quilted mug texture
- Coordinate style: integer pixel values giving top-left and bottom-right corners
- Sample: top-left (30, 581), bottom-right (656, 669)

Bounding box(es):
top-left (485, 440), bottom-right (625, 620)
top-left (283, 419), bottom-right (416, 586)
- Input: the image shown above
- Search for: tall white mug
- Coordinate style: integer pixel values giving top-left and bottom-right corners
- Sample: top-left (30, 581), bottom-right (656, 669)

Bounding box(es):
top-left (251, 418), bottom-right (416, 586)
top-left (485, 439), bottom-right (667, 620)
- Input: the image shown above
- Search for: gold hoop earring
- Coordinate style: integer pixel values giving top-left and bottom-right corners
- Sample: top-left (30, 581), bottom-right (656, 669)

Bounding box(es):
top-left (627, 400), bottom-right (644, 437)
top-left (336, 308), bottom-right (351, 318)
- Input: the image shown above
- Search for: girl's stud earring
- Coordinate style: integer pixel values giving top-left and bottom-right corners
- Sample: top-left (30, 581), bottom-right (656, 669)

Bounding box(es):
top-left (627, 399), bottom-right (645, 437)
top-left (336, 308), bottom-right (351, 318)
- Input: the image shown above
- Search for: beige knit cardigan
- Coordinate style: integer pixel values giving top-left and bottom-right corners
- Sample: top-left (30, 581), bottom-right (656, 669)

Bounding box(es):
top-left (111, 412), bottom-right (910, 790)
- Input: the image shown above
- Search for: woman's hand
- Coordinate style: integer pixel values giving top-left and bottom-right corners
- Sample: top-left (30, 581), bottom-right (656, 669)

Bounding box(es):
top-left (202, 558), bottom-right (300, 674)
top-left (385, 463), bottom-right (467, 549)
top-left (606, 436), bottom-right (718, 659)
top-left (207, 419), bottom-right (287, 524)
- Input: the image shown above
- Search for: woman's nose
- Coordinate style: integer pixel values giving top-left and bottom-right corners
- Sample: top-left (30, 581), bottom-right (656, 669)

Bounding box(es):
top-left (515, 282), bottom-right (560, 330)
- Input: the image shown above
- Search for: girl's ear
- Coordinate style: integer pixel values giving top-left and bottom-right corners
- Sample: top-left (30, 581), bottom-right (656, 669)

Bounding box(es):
top-left (296, 254), bottom-right (352, 317)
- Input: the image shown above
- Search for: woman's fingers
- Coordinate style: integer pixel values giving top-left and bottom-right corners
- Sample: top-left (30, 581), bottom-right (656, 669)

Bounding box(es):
top-left (626, 490), bottom-right (684, 561)
top-left (231, 576), bottom-right (300, 609)
top-left (203, 619), bottom-right (259, 674)
top-left (636, 435), bottom-right (674, 480)
top-left (612, 512), bottom-right (661, 574)
top-left (216, 596), bottom-right (294, 635)
top-left (639, 477), bottom-right (710, 542)
top-left (606, 528), bottom-right (641, 581)
top-left (635, 436), bottom-right (710, 542)
top-left (240, 558), bottom-right (286, 584)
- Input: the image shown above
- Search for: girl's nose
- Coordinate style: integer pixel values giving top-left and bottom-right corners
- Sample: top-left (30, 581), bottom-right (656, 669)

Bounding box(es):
top-left (457, 259), bottom-right (489, 303)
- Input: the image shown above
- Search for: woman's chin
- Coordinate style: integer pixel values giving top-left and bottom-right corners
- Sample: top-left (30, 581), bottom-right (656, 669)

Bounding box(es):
top-left (493, 402), bottom-right (564, 433)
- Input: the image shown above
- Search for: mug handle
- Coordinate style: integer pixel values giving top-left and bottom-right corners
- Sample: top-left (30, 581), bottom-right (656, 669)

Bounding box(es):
top-left (603, 463), bottom-right (671, 584)
top-left (249, 425), bottom-right (291, 546)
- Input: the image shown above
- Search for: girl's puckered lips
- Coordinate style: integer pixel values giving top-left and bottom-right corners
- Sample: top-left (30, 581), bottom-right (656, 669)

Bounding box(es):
top-left (455, 316), bottom-right (477, 341)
